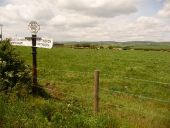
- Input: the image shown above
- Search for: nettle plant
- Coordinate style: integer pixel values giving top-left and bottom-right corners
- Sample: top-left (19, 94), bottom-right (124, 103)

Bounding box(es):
top-left (0, 40), bottom-right (32, 93)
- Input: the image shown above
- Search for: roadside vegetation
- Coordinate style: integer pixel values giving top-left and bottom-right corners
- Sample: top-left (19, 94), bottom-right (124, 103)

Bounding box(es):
top-left (0, 40), bottom-right (170, 127)
top-left (0, 40), bottom-right (118, 128)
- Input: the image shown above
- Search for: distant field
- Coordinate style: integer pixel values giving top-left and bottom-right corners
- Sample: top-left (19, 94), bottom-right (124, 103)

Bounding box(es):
top-left (130, 44), bottom-right (170, 50)
top-left (15, 46), bottom-right (170, 128)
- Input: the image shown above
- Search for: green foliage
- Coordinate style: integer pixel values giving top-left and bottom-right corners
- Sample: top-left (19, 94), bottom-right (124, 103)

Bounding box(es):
top-left (0, 43), bottom-right (119, 128)
top-left (99, 46), bottom-right (104, 49)
top-left (0, 94), bottom-right (118, 128)
top-left (108, 45), bottom-right (113, 49)
top-left (122, 46), bottom-right (131, 50)
top-left (73, 43), bottom-right (98, 49)
top-left (10, 46), bottom-right (170, 127)
top-left (75, 43), bottom-right (91, 48)
top-left (0, 40), bottom-right (32, 93)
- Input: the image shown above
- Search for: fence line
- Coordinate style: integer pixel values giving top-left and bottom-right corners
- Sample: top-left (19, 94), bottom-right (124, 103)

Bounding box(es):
top-left (38, 67), bottom-right (92, 74)
top-left (37, 85), bottom-right (170, 119)
top-left (34, 68), bottom-right (170, 116)
top-left (38, 78), bottom-right (91, 87)
top-left (36, 71), bottom-right (170, 104)
top-left (100, 87), bottom-right (170, 104)
top-left (38, 67), bottom-right (170, 87)
top-left (102, 74), bottom-right (170, 87)
top-left (123, 76), bottom-right (170, 87)
top-left (98, 57), bottom-right (170, 63)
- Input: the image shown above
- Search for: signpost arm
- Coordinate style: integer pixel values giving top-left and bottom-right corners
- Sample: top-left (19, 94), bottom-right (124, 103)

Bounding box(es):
top-left (32, 34), bottom-right (37, 85)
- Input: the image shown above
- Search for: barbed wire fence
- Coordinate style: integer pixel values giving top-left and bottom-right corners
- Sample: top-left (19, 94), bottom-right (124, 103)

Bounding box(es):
top-left (34, 67), bottom-right (170, 119)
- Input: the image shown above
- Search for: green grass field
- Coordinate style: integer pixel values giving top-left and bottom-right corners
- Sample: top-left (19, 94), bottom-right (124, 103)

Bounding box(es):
top-left (130, 44), bottom-right (170, 50)
top-left (14, 46), bottom-right (170, 128)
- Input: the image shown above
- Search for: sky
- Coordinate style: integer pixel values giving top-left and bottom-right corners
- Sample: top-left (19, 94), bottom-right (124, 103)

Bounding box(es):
top-left (0, 0), bottom-right (170, 42)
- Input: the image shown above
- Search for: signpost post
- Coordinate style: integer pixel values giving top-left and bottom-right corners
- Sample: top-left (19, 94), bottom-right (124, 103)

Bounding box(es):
top-left (28, 21), bottom-right (40, 85)
top-left (10, 21), bottom-right (53, 85)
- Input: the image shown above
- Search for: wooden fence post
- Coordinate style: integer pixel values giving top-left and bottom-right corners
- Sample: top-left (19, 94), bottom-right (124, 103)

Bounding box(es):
top-left (94, 70), bottom-right (100, 114)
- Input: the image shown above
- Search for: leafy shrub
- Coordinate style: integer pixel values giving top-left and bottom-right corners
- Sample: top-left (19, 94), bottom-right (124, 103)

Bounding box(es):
top-left (74, 43), bottom-right (91, 48)
top-left (0, 40), bottom-right (32, 94)
top-left (108, 45), bottom-right (113, 49)
top-left (100, 46), bottom-right (104, 49)
top-left (122, 46), bottom-right (131, 50)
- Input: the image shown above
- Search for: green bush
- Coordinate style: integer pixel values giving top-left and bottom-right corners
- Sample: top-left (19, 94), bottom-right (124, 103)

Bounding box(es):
top-left (122, 46), bottom-right (131, 50)
top-left (100, 46), bottom-right (104, 49)
top-left (0, 40), bottom-right (32, 93)
top-left (108, 45), bottom-right (113, 49)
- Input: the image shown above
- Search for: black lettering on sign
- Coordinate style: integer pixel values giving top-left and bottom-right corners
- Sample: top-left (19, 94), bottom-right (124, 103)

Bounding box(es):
top-left (11, 41), bottom-right (23, 45)
top-left (42, 40), bottom-right (51, 44)
top-left (37, 43), bottom-right (50, 47)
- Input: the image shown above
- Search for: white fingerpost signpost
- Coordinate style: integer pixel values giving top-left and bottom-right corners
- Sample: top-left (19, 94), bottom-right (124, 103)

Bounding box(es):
top-left (11, 37), bottom-right (53, 49)
top-left (11, 21), bottom-right (53, 85)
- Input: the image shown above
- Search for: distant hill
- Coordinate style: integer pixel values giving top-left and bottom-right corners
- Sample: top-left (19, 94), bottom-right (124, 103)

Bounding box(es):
top-left (54, 41), bottom-right (170, 46)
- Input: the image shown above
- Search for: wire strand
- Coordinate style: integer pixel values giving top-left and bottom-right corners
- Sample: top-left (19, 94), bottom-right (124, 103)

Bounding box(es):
top-left (102, 74), bottom-right (170, 87)
top-left (38, 78), bottom-right (92, 87)
top-left (100, 87), bottom-right (170, 104)
top-left (38, 67), bottom-right (170, 87)
top-left (38, 67), bottom-right (92, 74)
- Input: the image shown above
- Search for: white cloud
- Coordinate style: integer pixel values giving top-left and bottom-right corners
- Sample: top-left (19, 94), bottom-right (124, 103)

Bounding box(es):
top-left (135, 16), bottom-right (160, 29)
top-left (49, 15), bottom-right (67, 26)
top-left (67, 15), bottom-right (100, 28)
top-left (158, 0), bottom-right (170, 18)
top-left (0, 0), bottom-right (170, 41)
top-left (57, 0), bottom-right (137, 18)
top-left (0, 0), bottom-right (138, 30)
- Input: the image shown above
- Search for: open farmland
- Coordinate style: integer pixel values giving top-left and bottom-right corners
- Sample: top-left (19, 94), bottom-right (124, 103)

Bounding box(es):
top-left (13, 46), bottom-right (170, 128)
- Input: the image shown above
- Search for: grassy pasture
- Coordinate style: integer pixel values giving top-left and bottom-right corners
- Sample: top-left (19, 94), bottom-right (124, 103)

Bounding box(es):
top-left (14, 46), bottom-right (170, 128)
top-left (130, 44), bottom-right (170, 50)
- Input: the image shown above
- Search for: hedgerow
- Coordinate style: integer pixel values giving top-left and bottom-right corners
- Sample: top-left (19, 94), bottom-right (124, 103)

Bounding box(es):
top-left (0, 40), bottom-right (32, 95)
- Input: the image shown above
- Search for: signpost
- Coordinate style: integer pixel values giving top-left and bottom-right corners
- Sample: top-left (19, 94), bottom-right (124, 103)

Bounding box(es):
top-left (11, 37), bottom-right (53, 49)
top-left (10, 21), bottom-right (53, 85)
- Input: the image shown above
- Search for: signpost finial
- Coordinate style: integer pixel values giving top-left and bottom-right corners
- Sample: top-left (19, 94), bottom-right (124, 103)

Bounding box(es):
top-left (28, 21), bottom-right (40, 35)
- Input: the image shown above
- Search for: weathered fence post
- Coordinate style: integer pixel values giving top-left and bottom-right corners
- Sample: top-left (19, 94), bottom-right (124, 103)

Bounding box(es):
top-left (94, 70), bottom-right (100, 114)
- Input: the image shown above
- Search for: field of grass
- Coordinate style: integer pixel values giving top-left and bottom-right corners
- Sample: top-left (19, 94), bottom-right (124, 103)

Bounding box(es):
top-left (129, 44), bottom-right (170, 50)
top-left (14, 46), bottom-right (170, 128)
